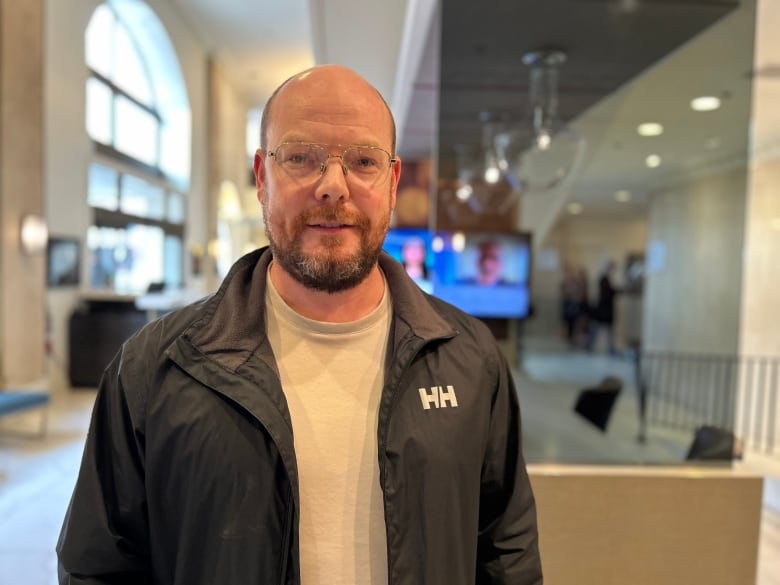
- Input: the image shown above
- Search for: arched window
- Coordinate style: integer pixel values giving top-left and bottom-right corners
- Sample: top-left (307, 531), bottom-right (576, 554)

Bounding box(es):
top-left (84, 0), bottom-right (190, 294)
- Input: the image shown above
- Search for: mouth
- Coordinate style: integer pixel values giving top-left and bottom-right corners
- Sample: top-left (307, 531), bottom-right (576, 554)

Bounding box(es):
top-left (301, 207), bottom-right (364, 234)
top-left (308, 221), bottom-right (352, 230)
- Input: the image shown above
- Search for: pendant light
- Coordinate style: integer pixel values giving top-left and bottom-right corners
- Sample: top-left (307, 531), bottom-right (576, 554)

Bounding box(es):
top-left (494, 49), bottom-right (586, 194)
top-left (453, 117), bottom-right (518, 215)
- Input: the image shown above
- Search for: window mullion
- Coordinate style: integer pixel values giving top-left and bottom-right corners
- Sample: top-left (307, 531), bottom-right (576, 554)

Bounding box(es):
top-left (91, 70), bottom-right (160, 122)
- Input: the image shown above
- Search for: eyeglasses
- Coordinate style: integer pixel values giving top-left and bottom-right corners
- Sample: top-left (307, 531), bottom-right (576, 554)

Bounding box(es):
top-left (267, 142), bottom-right (397, 187)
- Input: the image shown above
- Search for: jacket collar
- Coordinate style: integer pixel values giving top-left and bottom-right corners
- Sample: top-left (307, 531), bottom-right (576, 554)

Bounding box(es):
top-left (184, 246), bottom-right (457, 372)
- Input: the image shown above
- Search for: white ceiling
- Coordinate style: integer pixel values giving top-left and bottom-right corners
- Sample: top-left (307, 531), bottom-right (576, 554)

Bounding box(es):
top-left (162, 0), bottom-right (769, 221)
top-left (167, 0), bottom-right (316, 100)
top-left (164, 0), bottom-right (435, 154)
top-left (569, 0), bottom-right (757, 217)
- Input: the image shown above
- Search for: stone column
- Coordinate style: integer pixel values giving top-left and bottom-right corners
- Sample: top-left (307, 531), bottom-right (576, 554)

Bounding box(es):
top-left (0, 0), bottom-right (46, 386)
top-left (736, 0), bottom-right (780, 453)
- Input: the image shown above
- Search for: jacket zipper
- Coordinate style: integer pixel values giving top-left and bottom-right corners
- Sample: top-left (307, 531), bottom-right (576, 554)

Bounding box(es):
top-left (176, 363), bottom-right (297, 585)
top-left (379, 335), bottom-right (439, 584)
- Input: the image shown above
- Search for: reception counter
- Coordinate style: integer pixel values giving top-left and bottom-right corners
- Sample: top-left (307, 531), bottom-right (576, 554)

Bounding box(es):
top-left (528, 464), bottom-right (763, 585)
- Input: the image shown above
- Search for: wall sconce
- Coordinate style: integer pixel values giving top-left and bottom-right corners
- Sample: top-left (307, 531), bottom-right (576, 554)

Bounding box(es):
top-left (20, 213), bottom-right (49, 255)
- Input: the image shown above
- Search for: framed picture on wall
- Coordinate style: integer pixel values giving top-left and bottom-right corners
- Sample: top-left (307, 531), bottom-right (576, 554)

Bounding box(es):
top-left (624, 252), bottom-right (645, 295)
top-left (47, 237), bottom-right (81, 288)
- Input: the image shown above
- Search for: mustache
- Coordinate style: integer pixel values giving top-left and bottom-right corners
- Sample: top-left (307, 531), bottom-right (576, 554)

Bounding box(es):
top-left (300, 206), bottom-right (368, 228)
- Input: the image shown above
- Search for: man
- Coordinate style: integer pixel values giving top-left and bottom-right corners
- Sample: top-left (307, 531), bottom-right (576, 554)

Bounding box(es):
top-left (57, 65), bottom-right (542, 585)
top-left (475, 239), bottom-right (506, 286)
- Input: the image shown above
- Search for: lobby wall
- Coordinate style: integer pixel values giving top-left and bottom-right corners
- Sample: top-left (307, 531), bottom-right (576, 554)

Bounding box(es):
top-left (642, 166), bottom-right (747, 355)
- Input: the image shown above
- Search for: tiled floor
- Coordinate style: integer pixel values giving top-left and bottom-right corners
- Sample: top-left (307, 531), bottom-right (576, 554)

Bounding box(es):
top-left (1, 345), bottom-right (778, 584)
top-left (0, 390), bottom-right (94, 585)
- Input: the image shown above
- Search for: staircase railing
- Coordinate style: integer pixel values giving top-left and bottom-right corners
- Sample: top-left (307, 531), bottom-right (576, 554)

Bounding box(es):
top-left (634, 351), bottom-right (778, 456)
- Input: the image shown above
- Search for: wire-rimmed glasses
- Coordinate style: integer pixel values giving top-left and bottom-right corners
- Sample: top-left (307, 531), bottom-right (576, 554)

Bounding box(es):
top-left (267, 142), bottom-right (397, 187)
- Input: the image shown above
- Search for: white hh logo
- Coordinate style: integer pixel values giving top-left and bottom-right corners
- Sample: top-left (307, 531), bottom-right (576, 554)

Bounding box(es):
top-left (418, 385), bottom-right (459, 410)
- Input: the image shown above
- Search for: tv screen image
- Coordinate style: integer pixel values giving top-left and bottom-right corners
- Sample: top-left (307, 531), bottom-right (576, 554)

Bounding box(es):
top-left (383, 228), bottom-right (532, 319)
top-left (382, 227), bottom-right (434, 294)
top-left (431, 231), bottom-right (531, 319)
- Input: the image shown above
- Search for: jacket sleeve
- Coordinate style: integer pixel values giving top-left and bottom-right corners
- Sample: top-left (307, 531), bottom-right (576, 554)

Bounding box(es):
top-left (476, 350), bottom-right (543, 585)
top-left (56, 351), bottom-right (152, 584)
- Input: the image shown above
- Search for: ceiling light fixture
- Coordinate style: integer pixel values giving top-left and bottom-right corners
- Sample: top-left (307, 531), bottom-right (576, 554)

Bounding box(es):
top-left (567, 202), bottom-right (583, 215)
top-left (645, 154), bottom-right (662, 168)
top-left (637, 123), bottom-right (664, 137)
top-left (453, 120), bottom-right (518, 214)
top-left (455, 183), bottom-right (473, 202)
top-left (614, 190), bottom-right (631, 202)
top-left (494, 49), bottom-right (586, 195)
top-left (691, 96), bottom-right (721, 112)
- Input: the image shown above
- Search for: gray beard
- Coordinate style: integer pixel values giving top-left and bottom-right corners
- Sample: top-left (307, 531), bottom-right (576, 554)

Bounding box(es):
top-left (275, 239), bottom-right (382, 293)
top-left (262, 202), bottom-right (387, 293)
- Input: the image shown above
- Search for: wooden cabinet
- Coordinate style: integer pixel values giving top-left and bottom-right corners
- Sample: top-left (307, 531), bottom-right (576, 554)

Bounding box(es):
top-left (68, 299), bottom-right (148, 388)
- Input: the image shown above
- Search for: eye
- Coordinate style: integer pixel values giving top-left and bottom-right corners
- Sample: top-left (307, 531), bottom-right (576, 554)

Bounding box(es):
top-left (287, 152), bottom-right (311, 165)
top-left (347, 148), bottom-right (383, 173)
top-left (355, 156), bottom-right (377, 169)
top-left (276, 144), bottom-right (324, 170)
top-left (283, 148), bottom-right (315, 166)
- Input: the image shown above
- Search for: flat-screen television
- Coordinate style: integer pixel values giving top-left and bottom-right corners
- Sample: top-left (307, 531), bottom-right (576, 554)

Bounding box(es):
top-left (383, 228), bottom-right (532, 319)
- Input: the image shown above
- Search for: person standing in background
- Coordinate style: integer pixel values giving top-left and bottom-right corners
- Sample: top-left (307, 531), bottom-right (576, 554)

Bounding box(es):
top-left (560, 265), bottom-right (581, 347)
top-left (587, 259), bottom-right (620, 355)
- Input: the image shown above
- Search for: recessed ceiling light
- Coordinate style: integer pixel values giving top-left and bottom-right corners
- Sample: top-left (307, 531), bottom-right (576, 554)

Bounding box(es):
top-left (645, 154), bottom-right (662, 168)
top-left (705, 137), bottom-right (722, 150)
top-left (614, 190), bottom-right (631, 202)
top-left (567, 202), bottom-right (583, 215)
top-left (691, 96), bottom-right (721, 112)
top-left (637, 123), bottom-right (664, 137)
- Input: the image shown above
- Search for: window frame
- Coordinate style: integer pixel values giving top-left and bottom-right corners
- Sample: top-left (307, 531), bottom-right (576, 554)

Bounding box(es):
top-left (84, 2), bottom-right (187, 293)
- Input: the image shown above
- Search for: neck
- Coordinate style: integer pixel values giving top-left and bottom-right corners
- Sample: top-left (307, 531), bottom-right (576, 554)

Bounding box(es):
top-left (269, 261), bottom-right (386, 323)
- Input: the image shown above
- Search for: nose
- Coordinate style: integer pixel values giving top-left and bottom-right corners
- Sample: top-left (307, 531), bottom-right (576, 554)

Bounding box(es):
top-left (314, 156), bottom-right (349, 202)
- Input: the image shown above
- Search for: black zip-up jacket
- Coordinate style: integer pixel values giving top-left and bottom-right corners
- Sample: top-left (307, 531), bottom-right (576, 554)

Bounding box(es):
top-left (57, 248), bottom-right (543, 585)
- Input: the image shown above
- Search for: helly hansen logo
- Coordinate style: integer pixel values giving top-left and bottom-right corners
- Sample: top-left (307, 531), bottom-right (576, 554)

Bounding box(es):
top-left (418, 385), bottom-right (459, 410)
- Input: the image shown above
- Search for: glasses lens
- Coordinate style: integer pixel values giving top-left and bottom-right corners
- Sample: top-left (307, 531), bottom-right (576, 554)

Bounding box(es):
top-left (274, 143), bottom-right (326, 178)
top-left (343, 147), bottom-right (390, 183)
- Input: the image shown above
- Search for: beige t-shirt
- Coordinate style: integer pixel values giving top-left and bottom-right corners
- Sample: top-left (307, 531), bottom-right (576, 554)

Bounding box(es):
top-left (265, 273), bottom-right (391, 585)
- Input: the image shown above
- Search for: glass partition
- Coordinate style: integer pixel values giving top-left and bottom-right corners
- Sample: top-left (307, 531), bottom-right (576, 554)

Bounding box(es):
top-left (436, 0), bottom-right (758, 466)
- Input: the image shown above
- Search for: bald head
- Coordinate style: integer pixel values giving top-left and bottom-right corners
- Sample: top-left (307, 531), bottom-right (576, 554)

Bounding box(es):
top-left (260, 65), bottom-right (396, 153)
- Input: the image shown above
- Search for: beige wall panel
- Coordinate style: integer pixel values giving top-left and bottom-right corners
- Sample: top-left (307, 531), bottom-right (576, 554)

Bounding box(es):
top-left (530, 468), bottom-right (763, 585)
top-left (643, 167), bottom-right (747, 354)
top-left (0, 0), bottom-right (46, 385)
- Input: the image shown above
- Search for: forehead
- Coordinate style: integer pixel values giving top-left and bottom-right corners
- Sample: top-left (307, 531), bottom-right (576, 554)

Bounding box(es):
top-left (268, 73), bottom-right (393, 147)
